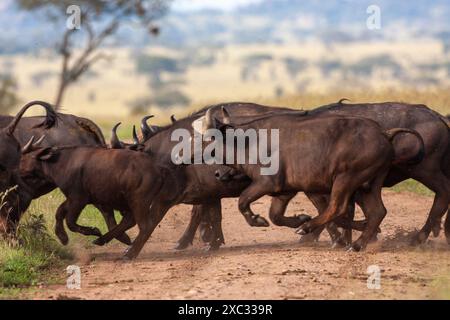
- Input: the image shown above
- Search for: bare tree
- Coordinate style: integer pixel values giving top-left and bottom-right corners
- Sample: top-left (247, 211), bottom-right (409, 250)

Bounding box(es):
top-left (18, 0), bottom-right (171, 109)
top-left (0, 74), bottom-right (19, 113)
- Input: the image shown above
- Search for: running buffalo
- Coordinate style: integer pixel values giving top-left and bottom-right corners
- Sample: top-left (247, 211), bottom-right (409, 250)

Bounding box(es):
top-left (113, 103), bottom-right (295, 249)
top-left (200, 107), bottom-right (424, 251)
top-left (1, 103), bottom-right (136, 244)
top-left (19, 145), bottom-right (178, 259)
top-left (181, 100), bottom-right (450, 247)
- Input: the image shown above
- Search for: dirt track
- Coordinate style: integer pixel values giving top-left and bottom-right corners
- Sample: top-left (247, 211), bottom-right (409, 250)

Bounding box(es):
top-left (36, 191), bottom-right (449, 300)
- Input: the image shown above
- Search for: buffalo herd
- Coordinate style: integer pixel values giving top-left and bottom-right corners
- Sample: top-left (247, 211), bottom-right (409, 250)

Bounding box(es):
top-left (0, 99), bottom-right (449, 259)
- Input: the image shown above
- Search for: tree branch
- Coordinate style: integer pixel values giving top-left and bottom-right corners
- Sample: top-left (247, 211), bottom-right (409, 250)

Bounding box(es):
top-left (52, 0), bottom-right (171, 108)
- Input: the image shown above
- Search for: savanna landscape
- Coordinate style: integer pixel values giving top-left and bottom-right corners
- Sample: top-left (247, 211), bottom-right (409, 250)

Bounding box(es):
top-left (0, 0), bottom-right (449, 300)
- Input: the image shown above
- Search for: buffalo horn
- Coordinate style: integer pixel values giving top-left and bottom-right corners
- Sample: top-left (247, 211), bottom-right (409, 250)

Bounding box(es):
top-left (132, 125), bottom-right (139, 145)
top-left (110, 122), bottom-right (123, 149)
top-left (140, 115), bottom-right (155, 140)
top-left (21, 136), bottom-right (35, 153)
top-left (34, 134), bottom-right (46, 146)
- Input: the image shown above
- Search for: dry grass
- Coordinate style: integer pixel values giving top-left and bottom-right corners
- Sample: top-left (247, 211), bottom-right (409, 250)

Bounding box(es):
top-left (261, 88), bottom-right (450, 114)
top-left (4, 40), bottom-right (449, 118)
top-left (170, 87), bottom-right (450, 121)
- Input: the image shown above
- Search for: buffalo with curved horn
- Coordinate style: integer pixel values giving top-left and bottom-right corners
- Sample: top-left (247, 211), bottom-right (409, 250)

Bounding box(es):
top-left (0, 101), bottom-right (130, 239)
top-left (110, 122), bottom-right (145, 152)
top-left (21, 135), bottom-right (46, 154)
top-left (0, 101), bottom-right (57, 234)
top-left (140, 115), bottom-right (161, 141)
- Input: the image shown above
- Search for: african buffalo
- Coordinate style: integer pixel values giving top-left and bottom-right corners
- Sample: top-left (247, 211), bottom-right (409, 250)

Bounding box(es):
top-left (20, 145), bottom-right (180, 259)
top-left (304, 101), bottom-right (450, 244)
top-left (200, 107), bottom-right (424, 251)
top-left (110, 122), bottom-right (146, 151)
top-left (177, 100), bottom-right (450, 248)
top-left (0, 100), bottom-right (57, 234)
top-left (1, 105), bottom-right (138, 244)
top-left (113, 103), bottom-right (295, 250)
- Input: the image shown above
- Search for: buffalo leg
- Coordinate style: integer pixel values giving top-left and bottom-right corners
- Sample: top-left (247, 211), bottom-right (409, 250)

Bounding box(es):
top-left (174, 205), bottom-right (202, 250)
top-left (93, 213), bottom-right (135, 246)
top-left (199, 208), bottom-right (215, 243)
top-left (297, 174), bottom-right (362, 235)
top-left (175, 201), bottom-right (225, 251)
top-left (350, 175), bottom-right (387, 251)
top-left (297, 225), bottom-right (326, 243)
top-left (207, 201), bottom-right (225, 250)
top-left (336, 197), bottom-right (356, 247)
top-left (96, 205), bottom-right (132, 245)
top-left (410, 172), bottom-right (450, 245)
top-left (237, 182), bottom-right (271, 227)
top-left (65, 200), bottom-right (102, 238)
top-left (123, 200), bottom-right (171, 260)
top-left (269, 193), bottom-right (311, 228)
top-left (302, 193), bottom-right (343, 244)
top-left (353, 192), bottom-right (381, 243)
top-left (55, 200), bottom-right (70, 245)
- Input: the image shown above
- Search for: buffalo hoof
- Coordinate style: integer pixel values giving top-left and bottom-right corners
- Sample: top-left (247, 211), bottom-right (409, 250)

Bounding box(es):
top-left (116, 233), bottom-right (132, 246)
top-left (56, 232), bottom-right (69, 246)
top-left (174, 239), bottom-right (192, 250)
top-left (368, 234), bottom-right (378, 243)
top-left (349, 243), bottom-right (362, 252)
top-left (204, 243), bottom-right (221, 252)
top-left (432, 223), bottom-right (441, 237)
top-left (90, 227), bottom-right (103, 238)
top-left (331, 239), bottom-right (347, 249)
top-left (252, 215), bottom-right (270, 227)
top-left (93, 237), bottom-right (106, 246)
top-left (121, 247), bottom-right (136, 261)
top-left (410, 231), bottom-right (428, 246)
top-left (296, 222), bottom-right (313, 235)
top-left (298, 233), bottom-right (319, 244)
top-left (200, 225), bottom-right (214, 243)
top-left (296, 214), bottom-right (312, 225)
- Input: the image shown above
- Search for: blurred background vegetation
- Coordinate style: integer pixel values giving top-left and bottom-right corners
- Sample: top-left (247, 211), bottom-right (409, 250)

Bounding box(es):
top-left (0, 74), bottom-right (19, 114)
top-left (0, 0), bottom-right (448, 118)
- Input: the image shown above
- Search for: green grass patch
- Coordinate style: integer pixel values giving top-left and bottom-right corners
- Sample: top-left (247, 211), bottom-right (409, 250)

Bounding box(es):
top-left (0, 213), bottom-right (72, 293)
top-left (0, 188), bottom-right (75, 296)
top-left (0, 188), bottom-right (124, 298)
top-left (390, 179), bottom-right (433, 197)
top-left (0, 246), bottom-right (50, 287)
top-left (27, 190), bottom-right (122, 243)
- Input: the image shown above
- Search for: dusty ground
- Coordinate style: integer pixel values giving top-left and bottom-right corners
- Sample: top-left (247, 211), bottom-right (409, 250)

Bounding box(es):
top-left (34, 191), bottom-right (449, 300)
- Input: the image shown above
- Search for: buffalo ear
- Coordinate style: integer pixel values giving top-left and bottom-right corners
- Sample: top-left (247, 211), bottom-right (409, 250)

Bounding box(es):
top-left (36, 147), bottom-right (59, 161)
